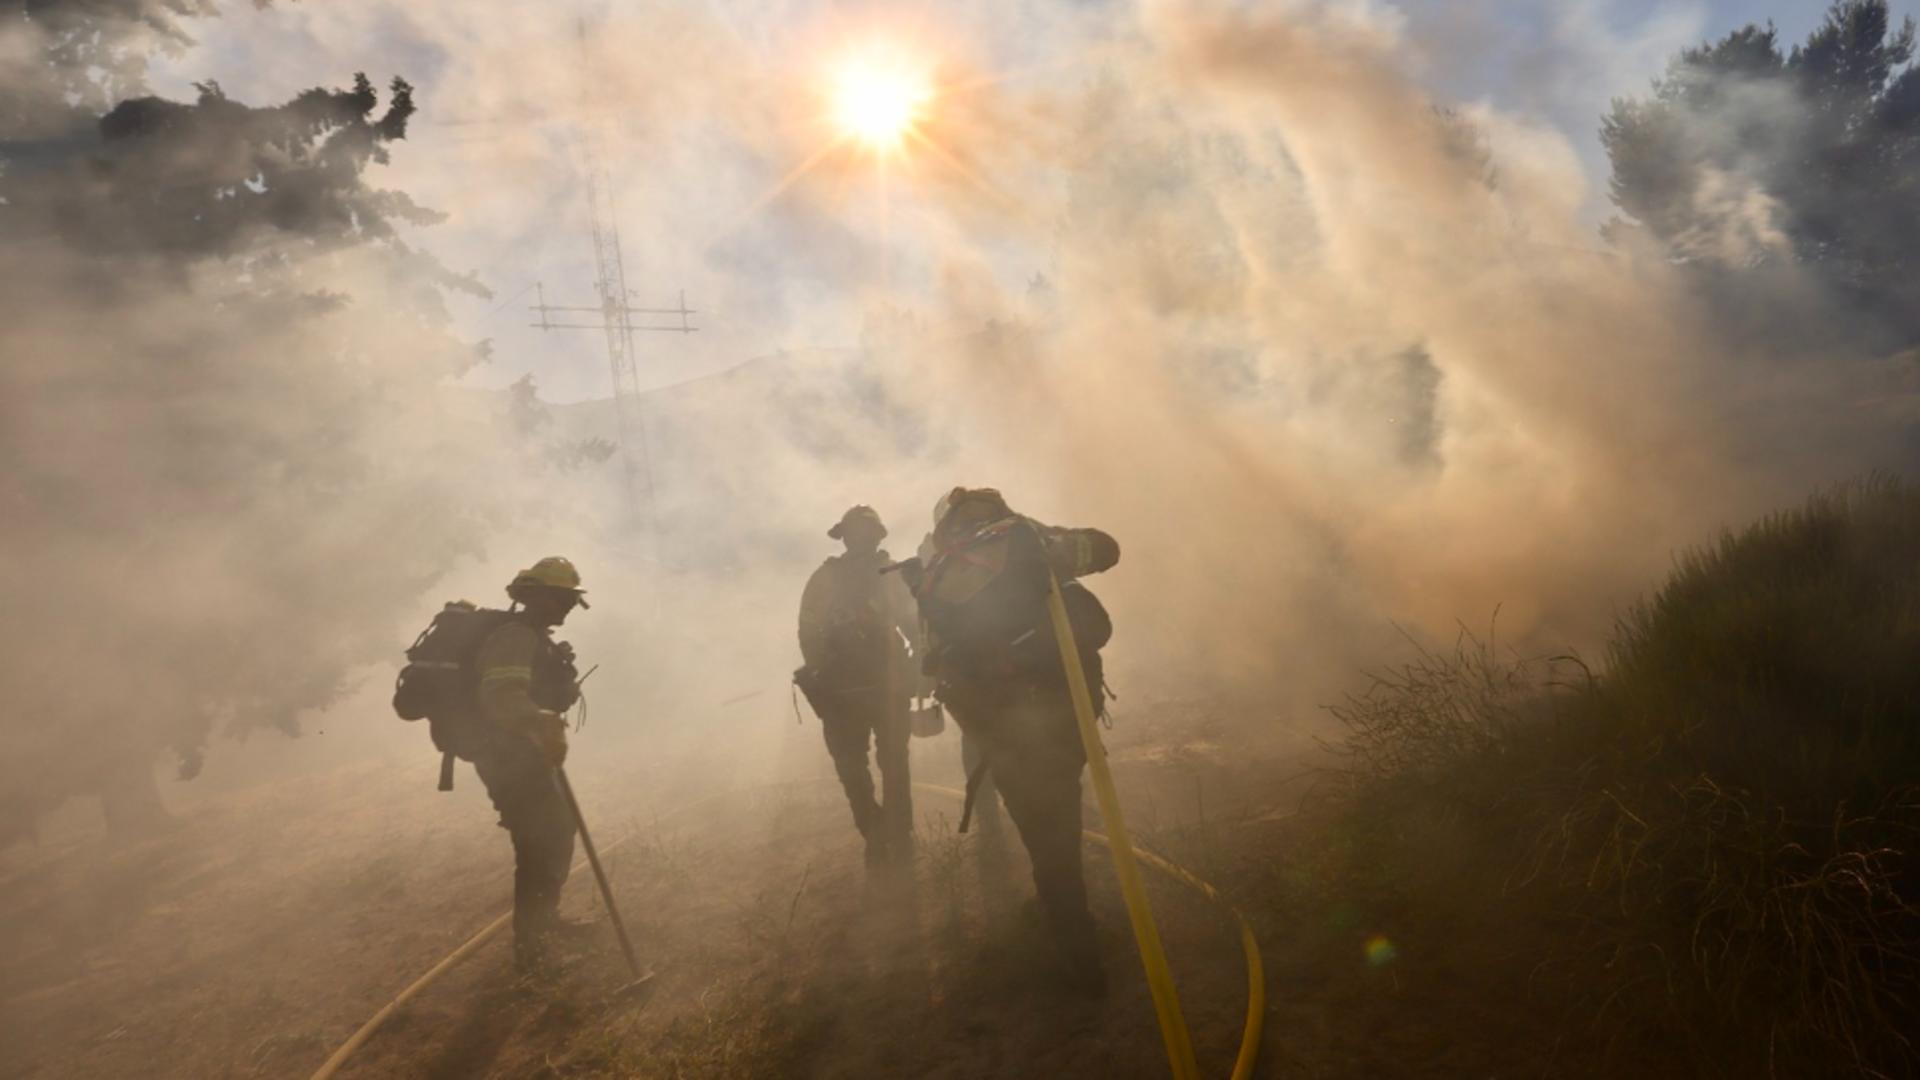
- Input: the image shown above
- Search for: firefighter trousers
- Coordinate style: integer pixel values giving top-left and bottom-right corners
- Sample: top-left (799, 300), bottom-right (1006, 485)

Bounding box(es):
top-left (817, 686), bottom-right (913, 847)
top-left (951, 684), bottom-right (1098, 967)
top-left (472, 730), bottom-right (576, 962)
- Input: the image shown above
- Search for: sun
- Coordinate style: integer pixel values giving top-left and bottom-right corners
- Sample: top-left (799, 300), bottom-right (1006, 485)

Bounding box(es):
top-left (829, 49), bottom-right (931, 152)
top-left (726, 36), bottom-right (991, 225)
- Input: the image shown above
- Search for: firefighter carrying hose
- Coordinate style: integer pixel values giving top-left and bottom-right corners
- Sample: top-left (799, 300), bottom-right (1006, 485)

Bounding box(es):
top-left (901, 487), bottom-right (1119, 995)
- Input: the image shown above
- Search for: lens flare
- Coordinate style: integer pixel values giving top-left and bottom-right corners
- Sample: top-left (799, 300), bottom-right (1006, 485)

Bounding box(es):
top-left (1364, 934), bottom-right (1398, 967)
top-left (829, 49), bottom-right (930, 151)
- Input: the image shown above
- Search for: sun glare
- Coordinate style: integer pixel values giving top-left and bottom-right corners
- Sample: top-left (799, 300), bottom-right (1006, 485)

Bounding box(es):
top-left (829, 50), bottom-right (930, 151)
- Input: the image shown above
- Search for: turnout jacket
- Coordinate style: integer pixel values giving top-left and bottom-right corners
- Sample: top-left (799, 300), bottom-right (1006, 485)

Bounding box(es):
top-left (473, 619), bottom-right (579, 733)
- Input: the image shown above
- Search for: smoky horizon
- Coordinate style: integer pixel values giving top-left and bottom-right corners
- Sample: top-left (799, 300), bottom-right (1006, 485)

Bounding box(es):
top-left (5, 2), bottom-right (1919, 1078)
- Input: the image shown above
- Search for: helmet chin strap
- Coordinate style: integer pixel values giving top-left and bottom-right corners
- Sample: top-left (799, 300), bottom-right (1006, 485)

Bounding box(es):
top-left (506, 587), bottom-right (575, 625)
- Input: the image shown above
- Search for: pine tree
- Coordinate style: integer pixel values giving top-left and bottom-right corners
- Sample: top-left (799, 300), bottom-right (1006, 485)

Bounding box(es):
top-left (1, 4), bottom-right (513, 837)
top-left (1602, 1), bottom-right (1920, 350)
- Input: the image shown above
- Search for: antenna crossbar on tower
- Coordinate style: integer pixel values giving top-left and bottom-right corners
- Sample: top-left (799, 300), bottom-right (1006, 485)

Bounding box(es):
top-left (530, 23), bottom-right (696, 525)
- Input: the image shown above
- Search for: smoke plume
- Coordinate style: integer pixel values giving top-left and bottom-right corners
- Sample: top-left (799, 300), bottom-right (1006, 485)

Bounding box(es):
top-left (4, 0), bottom-right (1918, 829)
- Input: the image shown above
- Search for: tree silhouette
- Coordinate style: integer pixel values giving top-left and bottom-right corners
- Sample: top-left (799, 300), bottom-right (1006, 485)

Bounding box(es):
top-left (0, 5), bottom-right (518, 838)
top-left (1603, 1), bottom-right (1920, 350)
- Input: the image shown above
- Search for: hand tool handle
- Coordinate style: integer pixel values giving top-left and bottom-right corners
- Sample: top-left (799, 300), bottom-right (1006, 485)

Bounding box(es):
top-left (554, 767), bottom-right (643, 981)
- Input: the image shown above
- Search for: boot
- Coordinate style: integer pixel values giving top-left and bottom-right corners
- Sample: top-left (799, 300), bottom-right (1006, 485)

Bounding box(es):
top-left (884, 812), bottom-right (915, 865)
top-left (513, 932), bottom-right (555, 976)
top-left (1039, 894), bottom-right (1107, 998)
top-left (547, 916), bottom-right (599, 949)
top-left (1058, 924), bottom-right (1108, 998)
top-left (864, 829), bottom-right (890, 868)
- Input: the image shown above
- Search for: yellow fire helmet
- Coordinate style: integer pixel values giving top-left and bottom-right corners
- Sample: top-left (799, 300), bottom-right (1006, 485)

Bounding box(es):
top-left (508, 556), bottom-right (589, 607)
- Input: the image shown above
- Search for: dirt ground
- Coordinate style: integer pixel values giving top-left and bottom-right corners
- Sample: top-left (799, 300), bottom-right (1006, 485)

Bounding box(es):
top-left (1, 704), bottom-right (1324, 1080)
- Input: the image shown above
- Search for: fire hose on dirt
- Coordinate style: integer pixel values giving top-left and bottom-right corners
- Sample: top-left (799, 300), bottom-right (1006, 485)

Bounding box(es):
top-left (308, 785), bottom-right (1265, 1080)
top-left (1044, 563), bottom-right (1199, 1079)
top-left (910, 564), bottom-right (1269, 1079)
top-left (309, 576), bottom-right (1266, 1080)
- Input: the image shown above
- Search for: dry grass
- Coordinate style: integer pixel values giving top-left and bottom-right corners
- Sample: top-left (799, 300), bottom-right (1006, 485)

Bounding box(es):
top-left (1307, 478), bottom-right (1920, 1077)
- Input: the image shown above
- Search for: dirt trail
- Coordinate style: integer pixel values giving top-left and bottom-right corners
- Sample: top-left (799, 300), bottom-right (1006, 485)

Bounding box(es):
top-left (1, 711), bottom-right (1302, 1080)
top-left (1, 758), bottom-right (523, 1079)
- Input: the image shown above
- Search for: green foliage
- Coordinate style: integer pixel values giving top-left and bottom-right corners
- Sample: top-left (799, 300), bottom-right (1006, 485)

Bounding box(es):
top-left (1602, 1), bottom-right (1920, 349)
top-left (73, 73), bottom-right (438, 254)
top-left (1, 0), bottom-right (211, 138)
top-left (1607, 478), bottom-right (1920, 795)
top-left (1330, 478), bottom-right (1920, 1075)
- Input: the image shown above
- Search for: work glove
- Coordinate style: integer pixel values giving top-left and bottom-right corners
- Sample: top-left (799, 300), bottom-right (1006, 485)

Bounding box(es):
top-left (511, 709), bottom-right (569, 767)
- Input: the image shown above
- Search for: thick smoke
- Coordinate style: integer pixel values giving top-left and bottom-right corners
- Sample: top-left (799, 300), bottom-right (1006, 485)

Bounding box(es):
top-left (4, 0), bottom-right (1918, 835)
top-left (547, 0), bottom-right (1919, 736)
top-left (681, 0), bottom-right (1918, 694)
top-left (0, 9), bottom-right (598, 833)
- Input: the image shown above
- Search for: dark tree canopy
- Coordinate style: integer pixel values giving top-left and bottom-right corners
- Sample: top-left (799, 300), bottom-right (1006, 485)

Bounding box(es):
top-left (1603, 1), bottom-right (1920, 350)
top-left (71, 75), bottom-right (434, 253)
top-left (4, 70), bottom-right (481, 311)
top-left (0, 1), bottom-right (530, 833)
top-left (3, 0), bottom-right (211, 137)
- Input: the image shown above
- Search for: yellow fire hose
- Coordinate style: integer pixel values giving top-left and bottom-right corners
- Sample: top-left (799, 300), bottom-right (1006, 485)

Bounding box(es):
top-left (1092, 834), bottom-right (1267, 1080)
top-left (1042, 567), bottom-right (1201, 1079)
top-left (310, 612), bottom-right (1269, 1080)
top-left (309, 778), bottom-right (1266, 1080)
top-left (917, 782), bottom-right (1268, 1080)
top-left (307, 826), bottom-right (642, 1080)
top-left (905, 559), bottom-right (1270, 1079)
top-left (307, 910), bottom-right (512, 1080)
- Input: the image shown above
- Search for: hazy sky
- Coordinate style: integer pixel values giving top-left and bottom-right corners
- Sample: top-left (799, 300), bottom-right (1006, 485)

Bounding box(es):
top-left (141, 0), bottom-right (1915, 403)
top-left (19, 0), bottom-right (1918, 751)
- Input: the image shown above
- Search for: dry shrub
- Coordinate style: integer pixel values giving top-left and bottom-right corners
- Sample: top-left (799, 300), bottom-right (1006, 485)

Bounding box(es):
top-left (1327, 478), bottom-right (1920, 1076)
top-left (1330, 617), bottom-right (1589, 788)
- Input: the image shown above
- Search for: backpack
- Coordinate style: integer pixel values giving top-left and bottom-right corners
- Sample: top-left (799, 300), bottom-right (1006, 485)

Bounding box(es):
top-left (920, 520), bottom-right (1114, 699)
top-left (1017, 579), bottom-right (1112, 710)
top-left (1059, 580), bottom-right (1113, 652)
top-left (393, 600), bottom-right (515, 727)
top-left (395, 601), bottom-right (519, 790)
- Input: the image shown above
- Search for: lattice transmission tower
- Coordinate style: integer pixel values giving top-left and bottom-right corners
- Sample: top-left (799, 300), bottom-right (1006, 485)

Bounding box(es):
top-left (531, 19), bottom-right (695, 527)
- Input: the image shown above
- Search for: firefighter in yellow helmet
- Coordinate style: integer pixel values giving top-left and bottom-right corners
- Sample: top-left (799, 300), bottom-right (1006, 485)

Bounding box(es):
top-left (470, 556), bottom-right (589, 972)
top-left (907, 487), bottom-right (1119, 995)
